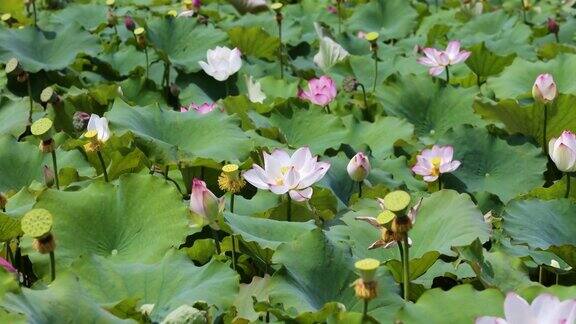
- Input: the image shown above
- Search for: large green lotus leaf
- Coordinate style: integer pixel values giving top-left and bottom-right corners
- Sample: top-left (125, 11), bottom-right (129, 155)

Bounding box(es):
top-left (48, 4), bottom-right (108, 30)
top-left (107, 100), bottom-right (252, 164)
top-left (487, 54), bottom-right (576, 99)
top-left (72, 251), bottom-right (238, 322)
top-left (465, 42), bottom-right (516, 78)
top-left (503, 199), bottom-right (576, 249)
top-left (379, 75), bottom-right (483, 143)
top-left (343, 115), bottom-right (414, 160)
top-left (33, 174), bottom-right (189, 266)
top-left (0, 24), bottom-right (99, 73)
top-left (520, 285), bottom-right (576, 302)
top-left (395, 285), bottom-right (504, 324)
top-left (268, 108), bottom-right (347, 155)
top-left (347, 0), bottom-right (418, 40)
top-left (337, 190), bottom-right (489, 263)
top-left (475, 95), bottom-right (576, 147)
top-left (2, 273), bottom-right (130, 324)
top-left (146, 17), bottom-right (227, 73)
top-left (224, 212), bottom-right (316, 250)
top-left (0, 97), bottom-right (28, 137)
top-left (0, 136), bottom-right (92, 193)
top-left (439, 126), bottom-right (546, 202)
top-left (97, 46), bottom-right (152, 77)
top-left (269, 229), bottom-right (404, 321)
top-left (228, 27), bottom-right (279, 61)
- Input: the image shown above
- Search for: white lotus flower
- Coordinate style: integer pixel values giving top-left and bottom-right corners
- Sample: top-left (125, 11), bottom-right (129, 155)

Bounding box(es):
top-left (199, 46), bottom-right (242, 82)
top-left (313, 23), bottom-right (349, 71)
top-left (87, 114), bottom-right (110, 143)
top-left (242, 147), bottom-right (330, 202)
top-left (476, 292), bottom-right (576, 324)
top-left (549, 131), bottom-right (576, 172)
top-left (245, 75), bottom-right (266, 103)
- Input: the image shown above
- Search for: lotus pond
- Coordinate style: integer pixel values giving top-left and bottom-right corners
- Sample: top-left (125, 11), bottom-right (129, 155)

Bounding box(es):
top-left (0, 0), bottom-right (575, 323)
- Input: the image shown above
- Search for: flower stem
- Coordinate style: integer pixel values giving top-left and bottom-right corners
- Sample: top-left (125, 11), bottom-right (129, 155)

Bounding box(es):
top-left (358, 83), bottom-right (368, 109)
top-left (543, 103), bottom-right (548, 155)
top-left (51, 150), bottom-right (60, 190)
top-left (144, 46), bottom-right (149, 80)
top-left (230, 194), bottom-right (236, 271)
top-left (372, 52), bottom-right (378, 93)
top-left (5, 241), bottom-right (13, 265)
top-left (225, 79), bottom-right (230, 97)
top-left (337, 0), bottom-right (342, 34)
top-left (438, 175), bottom-right (443, 191)
top-left (287, 193), bottom-right (292, 222)
top-left (402, 235), bottom-right (410, 300)
top-left (538, 265), bottom-right (543, 284)
top-left (32, 0), bottom-right (37, 28)
top-left (362, 299), bottom-right (369, 318)
top-left (566, 173), bottom-right (571, 198)
top-left (164, 165), bottom-right (169, 180)
top-left (277, 16), bottom-right (284, 79)
top-left (445, 65), bottom-right (450, 85)
top-left (324, 105), bottom-right (331, 114)
top-left (97, 151), bottom-right (109, 182)
top-left (521, 0), bottom-right (527, 24)
top-left (211, 227), bottom-right (221, 254)
top-left (358, 181), bottom-right (363, 198)
top-left (27, 77), bottom-right (33, 124)
top-left (49, 251), bottom-right (56, 282)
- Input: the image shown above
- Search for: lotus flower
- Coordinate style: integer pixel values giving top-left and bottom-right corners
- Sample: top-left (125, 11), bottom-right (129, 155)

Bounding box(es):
top-left (548, 131), bottom-right (576, 172)
top-left (245, 75), bottom-right (266, 103)
top-left (532, 73), bottom-right (557, 104)
top-left (476, 292), bottom-right (576, 324)
top-left (87, 114), bottom-right (110, 143)
top-left (189, 178), bottom-right (224, 228)
top-left (412, 145), bottom-right (461, 182)
top-left (417, 41), bottom-right (470, 76)
top-left (180, 102), bottom-right (217, 114)
top-left (298, 76), bottom-right (337, 106)
top-left (347, 152), bottom-right (371, 182)
top-left (242, 147), bottom-right (330, 202)
top-left (199, 46), bottom-right (242, 82)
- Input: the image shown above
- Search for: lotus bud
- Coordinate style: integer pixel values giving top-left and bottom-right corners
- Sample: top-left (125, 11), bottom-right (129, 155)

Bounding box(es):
top-left (124, 15), bottom-right (136, 32)
top-left (189, 179), bottom-right (224, 228)
top-left (193, 0), bottom-right (201, 9)
top-left (548, 131), bottom-right (576, 172)
top-left (134, 27), bottom-right (147, 48)
top-left (532, 73), bottom-right (557, 104)
top-left (73, 111), bottom-right (91, 132)
top-left (343, 76), bottom-right (359, 92)
top-left (218, 164), bottom-right (246, 194)
top-left (43, 165), bottom-right (55, 188)
top-left (547, 18), bottom-right (559, 35)
top-left (347, 152), bottom-right (371, 182)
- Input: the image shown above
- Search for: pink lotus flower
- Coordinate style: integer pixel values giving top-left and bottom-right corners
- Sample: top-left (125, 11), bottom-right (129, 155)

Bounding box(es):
top-left (476, 292), bottom-right (576, 324)
top-left (357, 31), bottom-right (367, 39)
top-left (347, 152), bottom-right (371, 182)
top-left (298, 76), bottom-right (337, 106)
top-left (549, 130), bottom-right (576, 172)
top-left (412, 145), bottom-right (461, 182)
top-left (417, 41), bottom-right (471, 76)
top-left (0, 256), bottom-right (16, 273)
top-left (532, 73), bottom-right (557, 104)
top-left (180, 102), bottom-right (217, 114)
top-left (189, 178), bottom-right (224, 228)
top-left (243, 147), bottom-right (330, 202)
top-left (327, 5), bottom-right (338, 14)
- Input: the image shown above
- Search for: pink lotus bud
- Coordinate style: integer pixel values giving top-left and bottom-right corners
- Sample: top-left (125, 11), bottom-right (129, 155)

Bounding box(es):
top-left (43, 165), bottom-right (55, 188)
top-left (327, 5), bottom-right (337, 14)
top-left (547, 18), bottom-right (559, 35)
top-left (298, 76), bottom-right (337, 106)
top-left (532, 73), bottom-right (557, 104)
top-left (124, 15), bottom-right (135, 32)
top-left (548, 131), bottom-right (576, 172)
top-left (0, 257), bottom-right (16, 273)
top-left (193, 0), bottom-right (201, 9)
top-left (347, 152), bottom-right (371, 181)
top-left (189, 179), bottom-right (224, 227)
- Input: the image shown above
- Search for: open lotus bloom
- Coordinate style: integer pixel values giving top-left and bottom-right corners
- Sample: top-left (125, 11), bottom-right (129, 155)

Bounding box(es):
top-left (180, 102), bottom-right (218, 114)
top-left (417, 41), bottom-right (470, 76)
top-left (189, 179), bottom-right (225, 229)
top-left (242, 147), bottom-right (330, 202)
top-left (199, 46), bottom-right (242, 82)
top-left (298, 76), bottom-right (337, 106)
top-left (549, 131), bottom-right (576, 172)
top-left (476, 292), bottom-right (576, 324)
top-left (532, 73), bottom-right (557, 104)
top-left (347, 152), bottom-right (371, 181)
top-left (412, 145), bottom-right (461, 182)
top-left (87, 114), bottom-right (110, 143)
top-left (244, 75), bottom-right (266, 103)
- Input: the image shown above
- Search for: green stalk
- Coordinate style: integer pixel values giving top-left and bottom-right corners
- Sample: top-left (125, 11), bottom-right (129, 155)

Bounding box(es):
top-left (287, 193), bottom-right (292, 222)
top-left (566, 173), bottom-right (571, 198)
top-left (49, 251), bottom-right (55, 282)
top-left (278, 19), bottom-right (284, 79)
top-left (358, 181), bottom-right (363, 198)
top-left (144, 47), bottom-right (149, 80)
top-left (362, 299), bottom-right (369, 318)
top-left (445, 65), bottom-right (450, 85)
top-left (358, 83), bottom-right (368, 109)
top-left (164, 165), bottom-right (169, 180)
top-left (50, 150), bottom-right (60, 190)
top-left (402, 235), bottom-right (410, 300)
top-left (372, 51), bottom-right (378, 93)
top-left (230, 194), bottom-right (236, 271)
top-left (337, 0), bottom-right (342, 34)
top-left (324, 105), bottom-right (331, 114)
top-left (32, 0), bottom-right (37, 28)
top-left (539, 265), bottom-right (544, 284)
top-left (211, 227), bottom-right (221, 254)
top-left (97, 151), bottom-right (109, 182)
top-left (543, 103), bottom-right (548, 155)
top-left (27, 78), bottom-right (33, 124)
